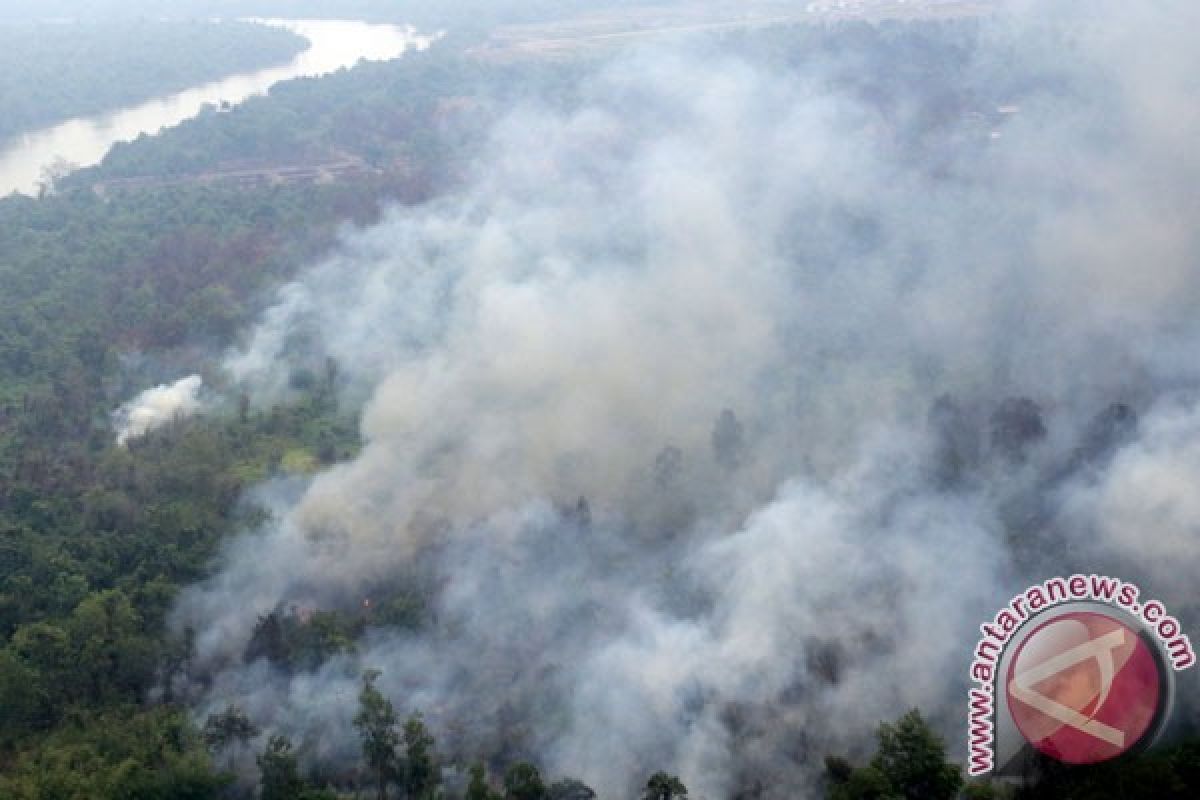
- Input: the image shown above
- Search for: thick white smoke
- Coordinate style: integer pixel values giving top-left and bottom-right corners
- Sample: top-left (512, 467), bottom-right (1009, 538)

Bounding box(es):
top-left (173, 1), bottom-right (1200, 796)
top-left (113, 374), bottom-right (203, 446)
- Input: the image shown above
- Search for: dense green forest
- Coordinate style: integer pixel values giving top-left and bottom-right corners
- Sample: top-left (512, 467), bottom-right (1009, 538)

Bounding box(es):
top-left (0, 20), bottom-right (305, 146)
top-left (66, 39), bottom-right (586, 187)
top-left (0, 28), bottom-right (588, 796)
top-left (0, 12), bottom-right (1198, 799)
top-left (0, 180), bottom-right (383, 796)
top-left (65, 19), bottom-right (988, 188)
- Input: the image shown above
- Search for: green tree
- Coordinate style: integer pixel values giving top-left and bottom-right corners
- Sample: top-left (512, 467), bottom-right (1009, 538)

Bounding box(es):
top-left (66, 589), bottom-right (156, 703)
top-left (871, 710), bottom-right (962, 800)
top-left (402, 712), bottom-right (440, 799)
top-left (258, 734), bottom-right (304, 800)
top-left (355, 669), bottom-right (400, 800)
top-left (504, 762), bottom-right (548, 800)
top-left (824, 711), bottom-right (961, 800)
top-left (467, 762), bottom-right (502, 800)
top-left (548, 777), bottom-right (596, 800)
top-left (1016, 742), bottom-right (1200, 799)
top-left (202, 704), bottom-right (259, 752)
top-left (301, 790), bottom-right (339, 800)
top-left (0, 706), bottom-right (227, 800)
top-left (826, 760), bottom-right (897, 800)
top-left (0, 649), bottom-right (43, 742)
top-left (963, 780), bottom-right (1008, 799)
top-left (642, 772), bottom-right (688, 800)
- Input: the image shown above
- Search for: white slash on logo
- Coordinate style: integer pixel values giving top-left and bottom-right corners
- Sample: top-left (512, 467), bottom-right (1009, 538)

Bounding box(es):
top-left (1008, 628), bottom-right (1126, 747)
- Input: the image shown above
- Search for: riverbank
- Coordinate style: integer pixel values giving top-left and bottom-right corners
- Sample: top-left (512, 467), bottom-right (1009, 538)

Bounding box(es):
top-left (0, 20), bottom-right (306, 149)
top-left (0, 19), bottom-right (425, 197)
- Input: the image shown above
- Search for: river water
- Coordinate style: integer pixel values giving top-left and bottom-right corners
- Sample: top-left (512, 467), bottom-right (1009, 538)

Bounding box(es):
top-left (0, 19), bottom-right (428, 197)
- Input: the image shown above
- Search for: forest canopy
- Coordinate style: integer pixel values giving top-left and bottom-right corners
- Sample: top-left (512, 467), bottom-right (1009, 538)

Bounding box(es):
top-left (0, 20), bottom-right (304, 146)
top-left (2, 4), bottom-right (1200, 798)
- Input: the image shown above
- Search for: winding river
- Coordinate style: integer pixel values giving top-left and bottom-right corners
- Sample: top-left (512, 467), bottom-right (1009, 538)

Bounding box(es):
top-left (0, 19), bottom-right (428, 197)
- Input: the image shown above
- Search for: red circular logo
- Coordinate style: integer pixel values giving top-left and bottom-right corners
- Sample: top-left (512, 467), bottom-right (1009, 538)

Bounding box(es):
top-left (1006, 611), bottom-right (1163, 764)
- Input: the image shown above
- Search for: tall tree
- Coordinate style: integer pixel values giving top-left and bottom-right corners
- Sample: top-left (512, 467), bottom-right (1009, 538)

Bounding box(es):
top-left (870, 710), bottom-right (962, 800)
top-left (467, 762), bottom-right (501, 800)
top-left (642, 772), bottom-right (688, 800)
top-left (202, 704), bottom-right (259, 752)
top-left (258, 734), bottom-right (304, 800)
top-left (504, 762), bottom-right (548, 800)
top-left (354, 669), bottom-right (400, 800)
top-left (401, 712), bottom-right (439, 799)
top-left (825, 710), bottom-right (961, 800)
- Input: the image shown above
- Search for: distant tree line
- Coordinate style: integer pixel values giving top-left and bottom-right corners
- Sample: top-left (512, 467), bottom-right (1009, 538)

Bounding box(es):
top-left (0, 20), bottom-right (305, 146)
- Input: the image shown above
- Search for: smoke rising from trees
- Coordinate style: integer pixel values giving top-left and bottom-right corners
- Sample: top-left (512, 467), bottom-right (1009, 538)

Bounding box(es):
top-left (169, 2), bottom-right (1200, 796)
top-left (114, 374), bottom-right (204, 446)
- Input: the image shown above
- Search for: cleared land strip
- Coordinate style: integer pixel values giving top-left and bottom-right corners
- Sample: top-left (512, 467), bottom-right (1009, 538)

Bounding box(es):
top-left (91, 156), bottom-right (380, 195)
top-left (472, 0), bottom-right (998, 60)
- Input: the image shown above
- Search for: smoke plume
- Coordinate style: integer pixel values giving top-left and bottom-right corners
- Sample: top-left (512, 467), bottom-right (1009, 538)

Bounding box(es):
top-left (173, 2), bottom-right (1200, 796)
top-left (114, 374), bottom-right (204, 446)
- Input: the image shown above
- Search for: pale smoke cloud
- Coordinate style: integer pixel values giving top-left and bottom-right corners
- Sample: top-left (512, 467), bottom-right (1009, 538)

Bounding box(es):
top-left (113, 374), bottom-right (203, 445)
top-left (173, 1), bottom-right (1200, 796)
top-left (1062, 397), bottom-right (1200, 601)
